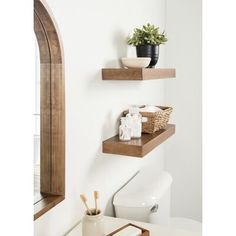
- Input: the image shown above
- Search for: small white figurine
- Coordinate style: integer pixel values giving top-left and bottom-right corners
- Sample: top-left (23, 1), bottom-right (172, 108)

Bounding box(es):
top-left (119, 117), bottom-right (131, 141)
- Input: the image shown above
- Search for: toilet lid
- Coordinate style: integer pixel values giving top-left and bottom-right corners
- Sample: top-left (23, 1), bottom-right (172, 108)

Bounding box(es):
top-left (170, 217), bottom-right (202, 233)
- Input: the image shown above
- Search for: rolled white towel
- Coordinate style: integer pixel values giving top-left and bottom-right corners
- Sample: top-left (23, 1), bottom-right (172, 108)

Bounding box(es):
top-left (139, 105), bottom-right (161, 113)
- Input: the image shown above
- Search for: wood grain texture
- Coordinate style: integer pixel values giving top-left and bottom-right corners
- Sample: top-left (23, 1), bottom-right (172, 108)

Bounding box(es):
top-left (34, 0), bottom-right (65, 220)
top-left (50, 63), bottom-right (65, 195)
top-left (106, 223), bottom-right (149, 236)
top-left (34, 195), bottom-right (64, 220)
top-left (103, 124), bottom-right (175, 157)
top-left (102, 68), bottom-right (176, 80)
top-left (34, 0), bottom-right (63, 64)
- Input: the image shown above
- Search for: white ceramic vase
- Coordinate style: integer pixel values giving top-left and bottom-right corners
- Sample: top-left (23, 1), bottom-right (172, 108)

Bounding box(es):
top-left (82, 210), bottom-right (105, 236)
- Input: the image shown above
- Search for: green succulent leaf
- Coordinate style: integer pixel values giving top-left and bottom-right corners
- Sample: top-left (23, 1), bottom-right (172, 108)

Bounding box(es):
top-left (127, 23), bottom-right (168, 46)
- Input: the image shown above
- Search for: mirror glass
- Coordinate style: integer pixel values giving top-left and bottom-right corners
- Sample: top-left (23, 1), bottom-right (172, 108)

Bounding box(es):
top-left (34, 34), bottom-right (41, 201)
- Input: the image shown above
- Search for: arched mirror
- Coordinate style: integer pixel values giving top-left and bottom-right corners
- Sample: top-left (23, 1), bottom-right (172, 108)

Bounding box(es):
top-left (34, 0), bottom-right (65, 220)
top-left (34, 33), bottom-right (41, 200)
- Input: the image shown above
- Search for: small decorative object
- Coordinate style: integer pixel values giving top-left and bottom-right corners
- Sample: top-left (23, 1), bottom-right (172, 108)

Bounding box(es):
top-left (119, 117), bottom-right (132, 141)
top-left (121, 57), bottom-right (151, 68)
top-left (127, 23), bottom-right (168, 68)
top-left (80, 192), bottom-right (105, 236)
top-left (126, 105), bottom-right (142, 139)
top-left (106, 223), bottom-right (150, 236)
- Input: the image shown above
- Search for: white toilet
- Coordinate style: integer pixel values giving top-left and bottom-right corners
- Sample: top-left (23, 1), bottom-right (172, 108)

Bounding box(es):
top-left (113, 169), bottom-right (201, 233)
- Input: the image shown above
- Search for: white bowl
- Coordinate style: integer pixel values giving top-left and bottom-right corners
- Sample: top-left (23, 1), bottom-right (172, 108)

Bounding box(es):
top-left (121, 57), bottom-right (151, 68)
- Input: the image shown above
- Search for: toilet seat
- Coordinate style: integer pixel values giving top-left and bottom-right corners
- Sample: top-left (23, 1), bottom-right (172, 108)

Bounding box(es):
top-left (170, 217), bottom-right (202, 233)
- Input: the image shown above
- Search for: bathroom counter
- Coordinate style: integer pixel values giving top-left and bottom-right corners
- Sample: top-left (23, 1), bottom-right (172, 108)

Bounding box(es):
top-left (66, 216), bottom-right (201, 236)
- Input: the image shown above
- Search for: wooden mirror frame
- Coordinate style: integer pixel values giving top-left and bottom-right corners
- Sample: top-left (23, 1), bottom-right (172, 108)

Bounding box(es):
top-left (34, 0), bottom-right (65, 220)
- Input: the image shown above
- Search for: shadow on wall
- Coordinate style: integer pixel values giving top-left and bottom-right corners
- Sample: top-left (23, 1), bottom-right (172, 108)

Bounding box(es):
top-left (102, 29), bottom-right (129, 68)
top-left (113, 30), bottom-right (128, 63)
top-left (104, 170), bottom-right (140, 216)
top-left (101, 110), bottom-right (122, 140)
top-left (83, 144), bottom-right (142, 216)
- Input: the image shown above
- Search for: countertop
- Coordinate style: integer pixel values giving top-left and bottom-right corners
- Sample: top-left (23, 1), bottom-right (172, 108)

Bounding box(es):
top-left (66, 216), bottom-right (201, 236)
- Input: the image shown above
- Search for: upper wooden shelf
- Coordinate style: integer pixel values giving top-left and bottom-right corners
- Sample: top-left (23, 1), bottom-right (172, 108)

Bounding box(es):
top-left (102, 68), bottom-right (176, 80)
top-left (103, 124), bottom-right (175, 158)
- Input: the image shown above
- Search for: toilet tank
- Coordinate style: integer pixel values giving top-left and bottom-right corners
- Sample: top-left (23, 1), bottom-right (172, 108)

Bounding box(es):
top-left (113, 170), bottom-right (172, 226)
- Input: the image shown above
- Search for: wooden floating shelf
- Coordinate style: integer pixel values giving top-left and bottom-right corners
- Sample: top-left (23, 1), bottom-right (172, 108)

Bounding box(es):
top-left (103, 124), bottom-right (175, 158)
top-left (102, 68), bottom-right (176, 80)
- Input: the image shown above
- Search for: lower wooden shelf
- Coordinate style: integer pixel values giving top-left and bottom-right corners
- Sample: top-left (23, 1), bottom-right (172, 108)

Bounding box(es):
top-left (102, 124), bottom-right (175, 158)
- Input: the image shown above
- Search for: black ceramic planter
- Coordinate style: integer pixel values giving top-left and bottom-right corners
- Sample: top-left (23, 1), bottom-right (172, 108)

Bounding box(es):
top-left (136, 45), bottom-right (159, 68)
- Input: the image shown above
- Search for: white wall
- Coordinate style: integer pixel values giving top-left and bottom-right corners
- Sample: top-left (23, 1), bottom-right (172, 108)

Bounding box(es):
top-left (165, 0), bottom-right (202, 221)
top-left (34, 0), bottom-right (168, 235)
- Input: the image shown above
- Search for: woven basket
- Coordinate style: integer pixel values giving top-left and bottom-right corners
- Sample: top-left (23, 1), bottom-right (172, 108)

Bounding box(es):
top-left (124, 106), bottom-right (173, 134)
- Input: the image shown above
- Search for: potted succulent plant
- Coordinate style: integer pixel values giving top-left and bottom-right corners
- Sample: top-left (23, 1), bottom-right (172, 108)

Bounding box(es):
top-left (127, 23), bottom-right (168, 68)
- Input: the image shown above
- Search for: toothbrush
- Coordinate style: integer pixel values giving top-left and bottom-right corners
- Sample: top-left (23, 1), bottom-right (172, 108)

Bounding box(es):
top-left (94, 191), bottom-right (99, 214)
top-left (80, 194), bottom-right (92, 215)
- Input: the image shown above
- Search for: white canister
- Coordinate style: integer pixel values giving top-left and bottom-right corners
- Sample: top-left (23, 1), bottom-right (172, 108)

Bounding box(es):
top-left (128, 105), bottom-right (142, 138)
top-left (82, 210), bottom-right (105, 236)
